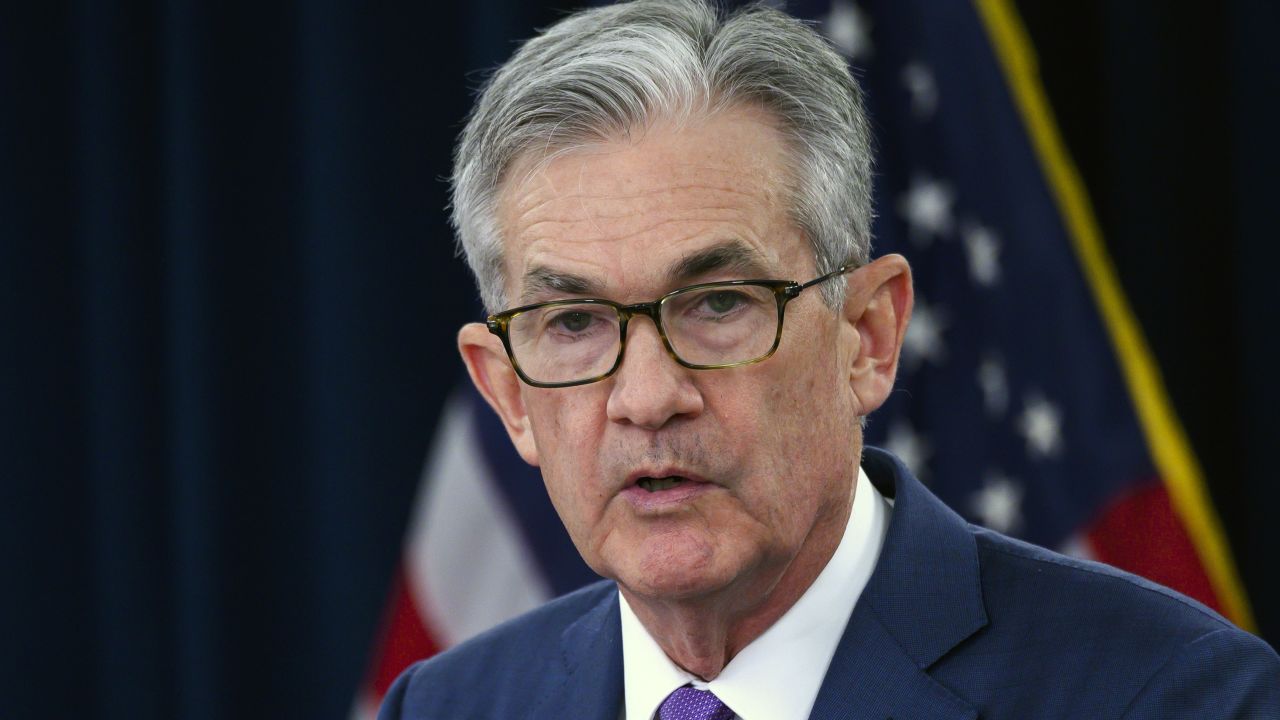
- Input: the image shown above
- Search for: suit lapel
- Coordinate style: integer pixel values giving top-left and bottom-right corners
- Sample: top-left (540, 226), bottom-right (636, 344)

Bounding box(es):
top-left (809, 608), bottom-right (976, 720)
top-left (536, 586), bottom-right (624, 719)
top-left (533, 448), bottom-right (984, 720)
top-left (809, 447), bottom-right (987, 720)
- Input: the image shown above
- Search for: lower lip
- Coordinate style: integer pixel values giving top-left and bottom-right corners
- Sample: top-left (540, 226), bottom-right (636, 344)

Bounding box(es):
top-left (620, 480), bottom-right (716, 511)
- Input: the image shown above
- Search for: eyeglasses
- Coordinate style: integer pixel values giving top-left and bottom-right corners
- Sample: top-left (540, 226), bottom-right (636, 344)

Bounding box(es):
top-left (486, 263), bottom-right (856, 388)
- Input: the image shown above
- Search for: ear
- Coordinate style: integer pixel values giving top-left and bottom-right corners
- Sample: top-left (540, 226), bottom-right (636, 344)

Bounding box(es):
top-left (457, 322), bottom-right (540, 466)
top-left (842, 254), bottom-right (913, 417)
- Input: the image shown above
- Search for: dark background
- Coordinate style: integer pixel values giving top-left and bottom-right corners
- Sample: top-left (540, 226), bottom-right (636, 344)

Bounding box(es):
top-left (2, 1), bottom-right (1276, 718)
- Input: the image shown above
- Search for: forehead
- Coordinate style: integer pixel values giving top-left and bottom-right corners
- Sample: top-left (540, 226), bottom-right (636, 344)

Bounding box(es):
top-left (495, 107), bottom-right (808, 303)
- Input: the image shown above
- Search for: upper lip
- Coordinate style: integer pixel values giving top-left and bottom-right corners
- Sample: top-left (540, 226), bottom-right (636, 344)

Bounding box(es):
top-left (623, 468), bottom-right (710, 488)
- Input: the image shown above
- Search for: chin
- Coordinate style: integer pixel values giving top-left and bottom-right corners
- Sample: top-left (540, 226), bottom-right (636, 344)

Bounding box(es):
top-left (611, 529), bottom-right (741, 601)
top-left (623, 573), bottom-right (732, 602)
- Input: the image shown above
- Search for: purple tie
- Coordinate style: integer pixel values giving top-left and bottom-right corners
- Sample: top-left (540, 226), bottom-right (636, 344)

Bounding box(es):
top-left (658, 685), bottom-right (736, 720)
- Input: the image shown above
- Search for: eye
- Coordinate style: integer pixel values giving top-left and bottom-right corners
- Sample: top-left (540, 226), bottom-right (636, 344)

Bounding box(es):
top-left (552, 311), bottom-right (595, 333)
top-left (701, 290), bottom-right (746, 314)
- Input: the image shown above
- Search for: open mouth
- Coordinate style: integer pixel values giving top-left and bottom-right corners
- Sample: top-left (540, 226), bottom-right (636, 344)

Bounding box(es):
top-left (636, 476), bottom-right (687, 492)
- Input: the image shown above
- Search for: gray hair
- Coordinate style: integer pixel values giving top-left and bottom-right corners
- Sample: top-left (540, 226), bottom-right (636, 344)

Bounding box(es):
top-left (451, 0), bottom-right (873, 313)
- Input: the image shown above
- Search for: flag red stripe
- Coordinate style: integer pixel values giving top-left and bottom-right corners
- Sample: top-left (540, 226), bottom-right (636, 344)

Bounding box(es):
top-left (1085, 479), bottom-right (1222, 614)
top-left (366, 565), bottom-right (442, 697)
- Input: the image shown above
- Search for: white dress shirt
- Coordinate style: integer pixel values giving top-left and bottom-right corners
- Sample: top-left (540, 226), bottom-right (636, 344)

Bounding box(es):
top-left (619, 465), bottom-right (892, 720)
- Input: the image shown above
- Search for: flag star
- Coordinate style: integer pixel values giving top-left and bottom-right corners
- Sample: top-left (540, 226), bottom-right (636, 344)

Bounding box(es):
top-left (1017, 392), bottom-right (1064, 458)
top-left (822, 0), bottom-right (872, 61)
top-left (902, 296), bottom-right (947, 370)
top-left (886, 418), bottom-right (931, 478)
top-left (977, 354), bottom-right (1008, 416)
top-left (970, 473), bottom-right (1024, 534)
top-left (901, 62), bottom-right (939, 119)
top-left (962, 221), bottom-right (1002, 286)
top-left (897, 174), bottom-right (955, 245)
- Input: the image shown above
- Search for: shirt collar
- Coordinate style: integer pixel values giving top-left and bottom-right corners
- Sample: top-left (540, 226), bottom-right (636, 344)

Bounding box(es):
top-left (620, 465), bottom-right (892, 720)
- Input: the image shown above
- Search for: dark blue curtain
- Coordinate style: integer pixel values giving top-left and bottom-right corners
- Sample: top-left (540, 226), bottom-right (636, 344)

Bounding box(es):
top-left (1, 2), bottom-right (1276, 719)
top-left (0, 2), bottom-right (576, 717)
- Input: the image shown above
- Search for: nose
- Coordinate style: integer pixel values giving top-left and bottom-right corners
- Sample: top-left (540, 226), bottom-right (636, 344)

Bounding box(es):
top-left (605, 317), bottom-right (704, 430)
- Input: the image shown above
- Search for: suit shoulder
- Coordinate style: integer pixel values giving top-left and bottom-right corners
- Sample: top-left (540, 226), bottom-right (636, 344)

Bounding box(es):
top-left (975, 526), bottom-right (1238, 631)
top-left (972, 525), bottom-right (1236, 637)
top-left (928, 527), bottom-right (1278, 717)
top-left (1120, 625), bottom-right (1280, 716)
top-left (379, 579), bottom-right (615, 719)
top-left (407, 579), bottom-right (613, 679)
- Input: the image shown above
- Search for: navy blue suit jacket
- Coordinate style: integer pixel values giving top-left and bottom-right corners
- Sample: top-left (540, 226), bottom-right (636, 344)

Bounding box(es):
top-left (380, 447), bottom-right (1280, 719)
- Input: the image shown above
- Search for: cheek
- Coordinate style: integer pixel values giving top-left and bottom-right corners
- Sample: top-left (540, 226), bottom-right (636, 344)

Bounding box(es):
top-left (751, 337), bottom-right (848, 525)
top-left (526, 393), bottom-right (610, 531)
top-left (698, 377), bottom-right (804, 536)
top-left (527, 391), bottom-right (602, 459)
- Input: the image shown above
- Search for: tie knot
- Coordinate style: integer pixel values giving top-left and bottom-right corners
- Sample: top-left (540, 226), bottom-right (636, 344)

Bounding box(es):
top-left (658, 685), bottom-right (735, 720)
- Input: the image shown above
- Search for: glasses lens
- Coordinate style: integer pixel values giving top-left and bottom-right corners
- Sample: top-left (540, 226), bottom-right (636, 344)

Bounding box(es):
top-left (506, 303), bottom-right (621, 385)
top-left (661, 284), bottom-right (779, 366)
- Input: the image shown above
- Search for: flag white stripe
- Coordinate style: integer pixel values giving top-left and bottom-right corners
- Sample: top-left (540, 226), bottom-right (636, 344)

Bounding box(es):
top-left (405, 392), bottom-right (552, 647)
top-left (1058, 533), bottom-right (1096, 561)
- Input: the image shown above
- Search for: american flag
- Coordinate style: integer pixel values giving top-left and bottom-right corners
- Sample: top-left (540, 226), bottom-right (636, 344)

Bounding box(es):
top-left (353, 1), bottom-right (1255, 715)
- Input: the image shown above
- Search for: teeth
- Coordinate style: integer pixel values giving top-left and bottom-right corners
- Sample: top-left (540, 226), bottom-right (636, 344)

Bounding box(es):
top-left (638, 476), bottom-right (685, 492)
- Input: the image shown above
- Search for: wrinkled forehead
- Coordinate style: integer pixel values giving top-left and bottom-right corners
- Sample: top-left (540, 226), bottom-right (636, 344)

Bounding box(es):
top-left (492, 109), bottom-right (809, 305)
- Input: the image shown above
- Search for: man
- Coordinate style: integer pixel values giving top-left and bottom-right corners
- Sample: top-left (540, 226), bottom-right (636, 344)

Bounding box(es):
top-left (381, 1), bottom-right (1279, 717)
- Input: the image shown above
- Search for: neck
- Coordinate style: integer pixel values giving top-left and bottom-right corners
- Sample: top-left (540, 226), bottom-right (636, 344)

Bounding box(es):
top-left (619, 489), bottom-right (853, 680)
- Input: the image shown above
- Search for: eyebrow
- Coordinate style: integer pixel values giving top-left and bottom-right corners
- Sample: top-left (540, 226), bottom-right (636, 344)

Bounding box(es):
top-left (517, 239), bottom-right (772, 304)
top-left (519, 267), bottom-right (601, 304)
top-left (665, 240), bottom-right (771, 284)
